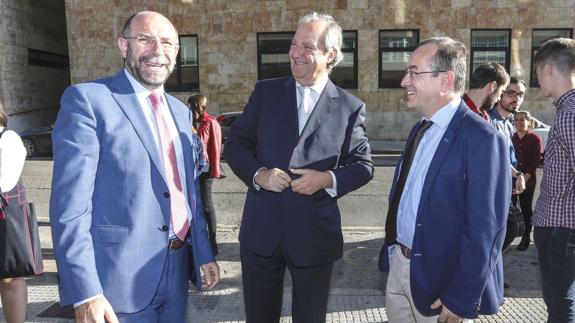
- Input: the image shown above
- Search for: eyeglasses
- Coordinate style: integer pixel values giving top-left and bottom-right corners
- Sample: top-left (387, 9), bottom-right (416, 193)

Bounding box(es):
top-left (405, 69), bottom-right (447, 79)
top-left (503, 90), bottom-right (525, 99)
top-left (123, 34), bottom-right (179, 50)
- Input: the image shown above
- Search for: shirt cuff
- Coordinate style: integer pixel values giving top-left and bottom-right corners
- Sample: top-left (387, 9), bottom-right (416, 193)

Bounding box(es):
top-left (324, 171), bottom-right (337, 197)
top-left (73, 294), bottom-right (103, 308)
top-left (252, 167), bottom-right (267, 191)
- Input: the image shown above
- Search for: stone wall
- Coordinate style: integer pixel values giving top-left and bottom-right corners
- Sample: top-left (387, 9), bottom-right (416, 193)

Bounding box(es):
top-left (64, 0), bottom-right (575, 140)
top-left (0, 0), bottom-right (70, 131)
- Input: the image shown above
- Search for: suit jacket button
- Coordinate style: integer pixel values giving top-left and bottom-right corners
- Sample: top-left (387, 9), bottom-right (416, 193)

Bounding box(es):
top-left (163, 192), bottom-right (170, 198)
top-left (161, 225), bottom-right (169, 232)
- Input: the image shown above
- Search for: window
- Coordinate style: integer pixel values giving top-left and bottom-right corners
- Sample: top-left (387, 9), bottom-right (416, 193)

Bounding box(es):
top-left (257, 31), bottom-right (358, 88)
top-left (166, 35), bottom-right (199, 91)
top-left (379, 30), bottom-right (419, 88)
top-left (257, 32), bottom-right (293, 80)
top-left (330, 31), bottom-right (358, 89)
top-left (28, 49), bottom-right (69, 70)
top-left (470, 29), bottom-right (511, 77)
top-left (530, 29), bottom-right (573, 87)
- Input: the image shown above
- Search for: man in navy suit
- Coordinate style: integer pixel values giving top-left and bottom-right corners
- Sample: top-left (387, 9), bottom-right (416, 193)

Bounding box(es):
top-left (224, 12), bottom-right (373, 323)
top-left (379, 37), bottom-right (511, 322)
top-left (50, 11), bottom-right (219, 323)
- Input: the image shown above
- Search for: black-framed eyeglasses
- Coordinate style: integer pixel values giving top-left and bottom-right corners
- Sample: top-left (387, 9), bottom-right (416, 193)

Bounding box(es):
top-left (503, 90), bottom-right (525, 99)
top-left (123, 34), bottom-right (179, 50)
top-left (405, 69), bottom-right (447, 79)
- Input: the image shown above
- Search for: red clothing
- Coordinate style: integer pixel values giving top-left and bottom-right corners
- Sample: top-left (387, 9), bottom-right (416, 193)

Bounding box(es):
top-left (462, 94), bottom-right (491, 122)
top-left (197, 112), bottom-right (222, 178)
top-left (512, 130), bottom-right (542, 187)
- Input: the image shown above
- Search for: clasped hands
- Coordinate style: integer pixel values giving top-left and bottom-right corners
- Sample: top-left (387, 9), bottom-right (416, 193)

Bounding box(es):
top-left (255, 168), bottom-right (332, 195)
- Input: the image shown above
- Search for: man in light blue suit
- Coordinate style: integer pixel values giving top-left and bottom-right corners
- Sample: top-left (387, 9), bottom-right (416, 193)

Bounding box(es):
top-left (379, 37), bottom-right (511, 322)
top-left (50, 11), bottom-right (219, 323)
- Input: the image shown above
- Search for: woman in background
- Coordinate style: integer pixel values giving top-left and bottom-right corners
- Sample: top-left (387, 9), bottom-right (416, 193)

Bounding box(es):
top-left (512, 111), bottom-right (542, 251)
top-left (0, 100), bottom-right (28, 323)
top-left (187, 94), bottom-right (223, 256)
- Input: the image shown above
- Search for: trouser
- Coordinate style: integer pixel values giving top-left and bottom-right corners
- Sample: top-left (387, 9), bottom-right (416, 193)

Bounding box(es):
top-left (512, 184), bottom-right (536, 238)
top-left (116, 246), bottom-right (189, 322)
top-left (534, 226), bottom-right (575, 323)
top-left (199, 173), bottom-right (218, 255)
top-left (240, 242), bottom-right (334, 323)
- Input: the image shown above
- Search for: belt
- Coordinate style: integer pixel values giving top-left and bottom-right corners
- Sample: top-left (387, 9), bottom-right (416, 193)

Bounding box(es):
top-left (399, 244), bottom-right (412, 259)
top-left (168, 238), bottom-right (186, 250)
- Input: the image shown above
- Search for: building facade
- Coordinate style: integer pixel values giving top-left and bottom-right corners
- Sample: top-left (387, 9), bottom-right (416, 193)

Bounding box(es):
top-left (4, 1), bottom-right (575, 140)
top-left (0, 0), bottom-right (69, 131)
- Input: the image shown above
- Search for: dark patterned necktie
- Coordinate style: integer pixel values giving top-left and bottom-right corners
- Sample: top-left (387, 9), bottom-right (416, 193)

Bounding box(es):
top-left (384, 119), bottom-right (433, 245)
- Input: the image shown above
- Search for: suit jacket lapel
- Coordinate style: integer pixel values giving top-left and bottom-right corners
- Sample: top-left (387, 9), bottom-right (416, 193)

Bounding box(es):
top-left (417, 103), bottom-right (469, 217)
top-left (298, 79), bottom-right (338, 140)
top-left (110, 71), bottom-right (165, 182)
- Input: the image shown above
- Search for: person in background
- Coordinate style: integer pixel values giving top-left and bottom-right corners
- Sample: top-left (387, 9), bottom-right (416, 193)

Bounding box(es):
top-left (0, 101), bottom-right (28, 323)
top-left (512, 111), bottom-right (542, 251)
top-left (490, 77), bottom-right (526, 143)
top-left (188, 93), bottom-right (223, 256)
top-left (462, 63), bottom-right (509, 122)
top-left (532, 37), bottom-right (575, 323)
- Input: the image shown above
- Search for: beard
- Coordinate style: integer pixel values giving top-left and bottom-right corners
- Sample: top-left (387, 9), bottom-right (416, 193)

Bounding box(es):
top-left (484, 92), bottom-right (500, 109)
top-left (125, 45), bottom-right (174, 89)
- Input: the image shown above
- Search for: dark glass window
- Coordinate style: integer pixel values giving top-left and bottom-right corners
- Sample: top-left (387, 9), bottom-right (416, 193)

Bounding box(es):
top-left (257, 32), bottom-right (293, 80)
top-left (331, 31), bottom-right (358, 89)
top-left (28, 49), bottom-right (69, 70)
top-left (470, 29), bottom-right (511, 77)
top-left (530, 29), bottom-right (573, 87)
top-left (257, 31), bottom-right (358, 88)
top-left (166, 35), bottom-right (199, 91)
top-left (379, 30), bottom-right (419, 88)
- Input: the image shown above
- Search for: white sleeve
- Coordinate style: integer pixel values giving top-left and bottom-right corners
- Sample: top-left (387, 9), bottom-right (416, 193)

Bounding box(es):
top-left (0, 130), bottom-right (27, 192)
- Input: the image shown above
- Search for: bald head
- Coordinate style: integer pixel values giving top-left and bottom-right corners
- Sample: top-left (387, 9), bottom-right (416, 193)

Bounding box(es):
top-left (118, 11), bottom-right (179, 90)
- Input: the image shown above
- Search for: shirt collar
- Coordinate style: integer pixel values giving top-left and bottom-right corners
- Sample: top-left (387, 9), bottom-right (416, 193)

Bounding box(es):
top-left (553, 88), bottom-right (575, 111)
top-left (123, 69), bottom-right (165, 97)
top-left (295, 74), bottom-right (329, 95)
top-left (428, 97), bottom-right (461, 130)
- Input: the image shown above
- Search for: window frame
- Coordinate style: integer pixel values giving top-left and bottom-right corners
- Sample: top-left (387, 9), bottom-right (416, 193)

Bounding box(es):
top-left (470, 29), bottom-right (511, 80)
top-left (165, 34), bottom-right (199, 92)
top-left (378, 29), bottom-right (419, 89)
top-left (530, 28), bottom-right (573, 87)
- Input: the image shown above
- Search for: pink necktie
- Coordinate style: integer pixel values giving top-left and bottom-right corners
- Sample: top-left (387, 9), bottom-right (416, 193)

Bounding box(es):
top-left (149, 93), bottom-right (189, 241)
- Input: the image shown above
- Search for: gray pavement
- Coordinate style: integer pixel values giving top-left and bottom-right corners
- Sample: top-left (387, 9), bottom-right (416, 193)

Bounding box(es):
top-left (1, 160), bottom-right (549, 322)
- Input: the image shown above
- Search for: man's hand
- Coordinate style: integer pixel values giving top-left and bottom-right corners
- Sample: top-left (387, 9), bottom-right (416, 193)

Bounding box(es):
top-left (431, 299), bottom-right (463, 323)
top-left (513, 174), bottom-right (526, 194)
top-left (74, 295), bottom-right (118, 323)
top-left (255, 168), bottom-right (292, 192)
top-left (290, 168), bottom-right (332, 196)
top-left (200, 261), bottom-right (220, 290)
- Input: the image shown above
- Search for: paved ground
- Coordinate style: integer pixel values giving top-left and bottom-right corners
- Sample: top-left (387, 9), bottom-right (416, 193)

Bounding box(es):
top-left (1, 227), bottom-right (547, 323)
top-left (1, 160), bottom-right (549, 322)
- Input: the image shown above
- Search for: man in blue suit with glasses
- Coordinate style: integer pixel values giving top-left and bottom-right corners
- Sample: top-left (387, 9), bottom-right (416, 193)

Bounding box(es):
top-left (50, 11), bottom-right (219, 323)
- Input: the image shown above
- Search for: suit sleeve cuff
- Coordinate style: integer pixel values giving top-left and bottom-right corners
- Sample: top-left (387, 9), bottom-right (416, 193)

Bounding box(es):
top-left (252, 167), bottom-right (267, 190)
top-left (324, 171), bottom-right (337, 197)
top-left (73, 294), bottom-right (103, 308)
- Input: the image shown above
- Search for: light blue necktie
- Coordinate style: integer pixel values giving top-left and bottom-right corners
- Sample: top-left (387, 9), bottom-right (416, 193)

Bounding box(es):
top-left (297, 86), bottom-right (311, 135)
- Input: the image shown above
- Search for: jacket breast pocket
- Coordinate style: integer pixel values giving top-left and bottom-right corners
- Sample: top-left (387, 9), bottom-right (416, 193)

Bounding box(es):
top-left (91, 225), bottom-right (129, 244)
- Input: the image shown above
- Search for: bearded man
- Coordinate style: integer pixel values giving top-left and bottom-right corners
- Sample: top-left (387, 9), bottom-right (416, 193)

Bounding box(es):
top-left (50, 11), bottom-right (219, 323)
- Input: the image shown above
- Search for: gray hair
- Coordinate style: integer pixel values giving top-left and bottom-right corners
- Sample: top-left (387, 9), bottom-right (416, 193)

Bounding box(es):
top-left (417, 37), bottom-right (467, 94)
top-left (297, 12), bottom-right (344, 71)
